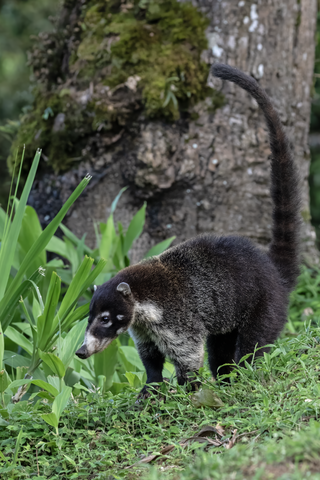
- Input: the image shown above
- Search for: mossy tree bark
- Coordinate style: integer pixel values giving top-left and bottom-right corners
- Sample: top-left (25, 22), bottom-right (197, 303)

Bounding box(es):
top-left (27, 0), bottom-right (318, 263)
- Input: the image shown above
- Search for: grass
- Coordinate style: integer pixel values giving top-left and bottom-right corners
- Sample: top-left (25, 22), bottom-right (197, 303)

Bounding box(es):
top-left (1, 266), bottom-right (320, 479)
top-left (1, 320), bottom-right (320, 478)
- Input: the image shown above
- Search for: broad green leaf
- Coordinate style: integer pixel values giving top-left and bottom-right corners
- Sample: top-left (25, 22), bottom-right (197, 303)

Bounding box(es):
top-left (39, 351), bottom-right (66, 379)
top-left (3, 351), bottom-right (31, 369)
top-left (47, 375), bottom-right (61, 392)
top-left (57, 256), bottom-right (94, 325)
top-left (118, 346), bottom-right (144, 372)
top-left (110, 382), bottom-right (130, 395)
top-left (0, 268), bottom-right (45, 331)
top-left (191, 389), bottom-right (224, 409)
top-left (112, 234), bottom-right (125, 271)
top-left (58, 258), bottom-right (107, 333)
top-left (59, 319), bottom-right (87, 368)
top-left (144, 236), bottom-right (176, 259)
top-left (5, 326), bottom-right (33, 356)
top-left (60, 303), bottom-right (89, 334)
top-left (163, 361), bottom-right (175, 379)
top-left (59, 223), bottom-right (94, 257)
top-left (46, 235), bottom-right (69, 259)
top-left (0, 208), bottom-right (20, 270)
top-left (93, 340), bottom-right (118, 390)
top-left (37, 272), bottom-right (61, 350)
top-left (41, 412), bottom-right (58, 429)
top-left (52, 385), bottom-right (72, 420)
top-left (0, 323), bottom-right (3, 370)
top-left (97, 375), bottom-right (106, 390)
top-left (18, 206), bottom-right (46, 277)
top-left (7, 379), bottom-right (59, 397)
top-left (15, 366), bottom-right (29, 381)
top-left (0, 369), bottom-right (11, 393)
top-left (99, 215), bottom-right (116, 261)
top-left (0, 150), bottom-right (41, 301)
top-left (0, 207), bottom-right (7, 239)
top-left (13, 322), bottom-right (32, 337)
top-left (125, 371), bottom-right (145, 388)
top-left (123, 203), bottom-right (146, 255)
top-left (64, 368), bottom-right (80, 387)
top-left (0, 173), bottom-right (91, 330)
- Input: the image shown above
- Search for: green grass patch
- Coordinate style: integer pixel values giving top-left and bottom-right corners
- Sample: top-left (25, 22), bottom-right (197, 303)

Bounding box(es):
top-left (1, 319), bottom-right (320, 479)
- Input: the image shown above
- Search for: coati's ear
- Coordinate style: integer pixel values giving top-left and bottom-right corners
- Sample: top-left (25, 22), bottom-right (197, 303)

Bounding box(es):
top-left (93, 285), bottom-right (98, 292)
top-left (117, 282), bottom-right (131, 296)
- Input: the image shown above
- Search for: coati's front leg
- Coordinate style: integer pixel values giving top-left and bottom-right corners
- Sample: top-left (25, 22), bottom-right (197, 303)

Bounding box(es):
top-left (134, 338), bottom-right (165, 399)
top-left (172, 341), bottom-right (205, 390)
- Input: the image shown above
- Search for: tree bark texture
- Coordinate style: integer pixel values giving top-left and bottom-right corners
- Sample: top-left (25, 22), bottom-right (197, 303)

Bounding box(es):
top-left (31, 0), bottom-right (319, 264)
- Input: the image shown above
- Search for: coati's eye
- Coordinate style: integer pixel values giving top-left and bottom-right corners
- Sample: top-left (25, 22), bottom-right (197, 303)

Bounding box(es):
top-left (100, 312), bottom-right (110, 324)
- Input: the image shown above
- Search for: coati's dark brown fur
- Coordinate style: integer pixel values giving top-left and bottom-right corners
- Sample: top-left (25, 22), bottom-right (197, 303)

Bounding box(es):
top-left (76, 64), bottom-right (300, 394)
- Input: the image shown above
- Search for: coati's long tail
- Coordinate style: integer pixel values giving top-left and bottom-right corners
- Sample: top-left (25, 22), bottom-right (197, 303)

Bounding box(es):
top-left (211, 63), bottom-right (300, 290)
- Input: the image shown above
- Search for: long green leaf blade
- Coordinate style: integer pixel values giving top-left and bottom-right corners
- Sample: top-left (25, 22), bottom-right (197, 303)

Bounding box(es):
top-left (39, 351), bottom-right (66, 378)
top-left (0, 268), bottom-right (45, 331)
top-left (52, 385), bottom-right (72, 421)
top-left (143, 236), bottom-right (176, 259)
top-left (6, 174), bottom-right (92, 298)
top-left (123, 203), bottom-right (146, 256)
top-left (7, 378), bottom-right (59, 397)
top-left (0, 149), bottom-right (41, 301)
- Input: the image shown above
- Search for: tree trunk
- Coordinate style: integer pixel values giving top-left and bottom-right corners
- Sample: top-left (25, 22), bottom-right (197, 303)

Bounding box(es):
top-left (29, 0), bottom-right (318, 264)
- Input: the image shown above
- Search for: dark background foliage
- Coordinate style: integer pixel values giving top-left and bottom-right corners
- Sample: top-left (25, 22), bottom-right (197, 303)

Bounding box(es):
top-left (0, 0), bottom-right (59, 202)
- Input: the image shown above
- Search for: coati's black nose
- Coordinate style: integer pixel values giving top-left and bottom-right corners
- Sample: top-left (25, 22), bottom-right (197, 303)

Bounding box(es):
top-left (75, 345), bottom-right (88, 359)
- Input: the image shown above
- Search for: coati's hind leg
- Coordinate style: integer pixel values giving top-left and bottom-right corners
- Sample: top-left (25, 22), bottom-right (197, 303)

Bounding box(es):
top-left (207, 330), bottom-right (238, 380)
top-left (234, 305), bottom-right (287, 370)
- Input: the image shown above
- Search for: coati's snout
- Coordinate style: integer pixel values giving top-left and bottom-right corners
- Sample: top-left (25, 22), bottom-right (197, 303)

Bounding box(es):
top-left (77, 281), bottom-right (134, 358)
top-left (75, 344), bottom-right (89, 359)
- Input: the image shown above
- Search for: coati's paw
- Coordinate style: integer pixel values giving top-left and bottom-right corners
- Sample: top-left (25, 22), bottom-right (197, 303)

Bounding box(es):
top-left (135, 378), bottom-right (171, 403)
top-left (135, 384), bottom-right (159, 403)
top-left (184, 372), bottom-right (202, 392)
top-left (136, 386), bottom-right (152, 402)
top-left (188, 379), bottom-right (202, 391)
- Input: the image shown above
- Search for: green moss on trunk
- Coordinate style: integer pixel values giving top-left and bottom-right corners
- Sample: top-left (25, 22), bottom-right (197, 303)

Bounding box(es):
top-left (8, 0), bottom-right (223, 174)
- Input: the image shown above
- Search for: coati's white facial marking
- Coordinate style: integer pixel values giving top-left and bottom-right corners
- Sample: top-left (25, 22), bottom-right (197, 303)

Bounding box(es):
top-left (82, 320), bottom-right (113, 356)
top-left (102, 320), bottom-right (112, 328)
top-left (117, 314), bottom-right (124, 321)
top-left (100, 311), bottom-right (110, 320)
top-left (83, 331), bottom-right (103, 356)
top-left (134, 302), bottom-right (163, 324)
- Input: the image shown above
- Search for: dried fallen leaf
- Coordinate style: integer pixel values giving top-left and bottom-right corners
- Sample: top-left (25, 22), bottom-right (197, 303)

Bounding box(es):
top-left (197, 425), bottom-right (223, 438)
top-left (226, 429), bottom-right (238, 449)
top-left (125, 445), bottom-right (175, 469)
top-left (215, 423), bottom-right (225, 436)
top-left (126, 424), bottom-right (230, 469)
top-left (191, 388), bottom-right (224, 408)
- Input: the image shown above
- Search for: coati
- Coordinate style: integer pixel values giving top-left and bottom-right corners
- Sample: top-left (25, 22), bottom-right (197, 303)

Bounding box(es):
top-left (76, 63), bottom-right (300, 395)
